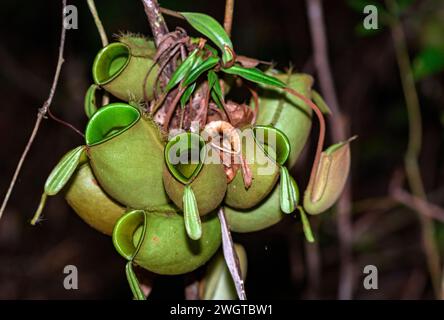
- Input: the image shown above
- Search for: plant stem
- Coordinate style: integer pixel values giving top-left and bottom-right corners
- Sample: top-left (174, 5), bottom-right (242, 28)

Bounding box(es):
top-left (87, 0), bottom-right (108, 47)
top-left (142, 0), bottom-right (179, 127)
top-left (385, 0), bottom-right (441, 299)
top-left (306, 0), bottom-right (353, 299)
top-left (87, 0), bottom-right (109, 105)
top-left (141, 0), bottom-right (169, 48)
top-left (0, 0), bottom-right (67, 222)
top-left (218, 207), bottom-right (247, 300)
top-left (159, 7), bottom-right (184, 20)
top-left (224, 0), bottom-right (235, 37)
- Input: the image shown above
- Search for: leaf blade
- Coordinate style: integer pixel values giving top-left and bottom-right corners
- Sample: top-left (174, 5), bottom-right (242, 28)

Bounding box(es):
top-left (180, 83), bottom-right (197, 108)
top-left (183, 185), bottom-right (202, 240)
top-left (222, 65), bottom-right (286, 88)
top-left (165, 49), bottom-right (199, 92)
top-left (44, 146), bottom-right (85, 195)
top-left (181, 12), bottom-right (234, 64)
top-left (279, 166), bottom-right (299, 214)
top-left (297, 206), bottom-right (315, 243)
top-left (182, 56), bottom-right (220, 87)
top-left (208, 70), bottom-right (225, 109)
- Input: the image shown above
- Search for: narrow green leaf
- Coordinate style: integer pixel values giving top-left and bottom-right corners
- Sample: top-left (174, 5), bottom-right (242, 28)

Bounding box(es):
top-left (84, 84), bottom-right (99, 118)
top-left (182, 56), bottom-right (220, 87)
top-left (208, 71), bottom-right (225, 109)
top-left (279, 166), bottom-right (299, 214)
top-left (209, 71), bottom-right (224, 100)
top-left (181, 12), bottom-right (234, 64)
top-left (207, 70), bottom-right (218, 89)
top-left (222, 65), bottom-right (286, 88)
top-left (125, 262), bottom-right (146, 300)
top-left (212, 75), bottom-right (224, 99)
top-left (297, 206), bottom-right (315, 243)
top-left (311, 90), bottom-right (332, 115)
top-left (44, 146), bottom-right (85, 195)
top-left (165, 49), bottom-right (199, 92)
top-left (211, 91), bottom-right (224, 109)
top-left (183, 185), bottom-right (202, 240)
top-left (180, 83), bottom-right (197, 108)
top-left (31, 146), bottom-right (85, 226)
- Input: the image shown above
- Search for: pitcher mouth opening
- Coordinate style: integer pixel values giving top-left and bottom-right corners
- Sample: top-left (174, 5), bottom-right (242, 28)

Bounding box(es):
top-left (253, 125), bottom-right (290, 166)
top-left (92, 42), bottom-right (130, 85)
top-left (85, 103), bottom-right (140, 146)
top-left (112, 210), bottom-right (146, 261)
top-left (165, 133), bottom-right (206, 184)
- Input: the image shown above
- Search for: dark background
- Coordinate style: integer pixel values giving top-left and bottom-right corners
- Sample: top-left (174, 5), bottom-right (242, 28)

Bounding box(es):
top-left (0, 0), bottom-right (443, 299)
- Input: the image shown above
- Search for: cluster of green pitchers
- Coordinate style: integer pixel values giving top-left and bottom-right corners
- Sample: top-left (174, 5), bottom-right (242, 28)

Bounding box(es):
top-left (34, 35), bottom-right (350, 276)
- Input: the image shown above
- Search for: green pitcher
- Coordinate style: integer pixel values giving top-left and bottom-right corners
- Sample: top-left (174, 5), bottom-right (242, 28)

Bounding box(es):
top-left (112, 208), bottom-right (222, 275)
top-left (255, 73), bottom-right (313, 169)
top-left (85, 103), bottom-right (169, 209)
top-left (65, 163), bottom-right (126, 235)
top-left (163, 132), bottom-right (227, 240)
top-left (225, 184), bottom-right (285, 233)
top-left (224, 127), bottom-right (280, 210)
top-left (92, 36), bottom-right (158, 102)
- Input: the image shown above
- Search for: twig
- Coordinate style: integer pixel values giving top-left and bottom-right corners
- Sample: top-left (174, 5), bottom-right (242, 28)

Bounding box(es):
top-left (0, 0), bottom-right (67, 221)
top-left (86, 0), bottom-right (108, 46)
top-left (224, 0), bottom-right (235, 37)
top-left (392, 188), bottom-right (444, 223)
top-left (217, 207), bottom-right (247, 300)
top-left (306, 0), bottom-right (353, 299)
top-left (386, 0), bottom-right (441, 298)
top-left (389, 170), bottom-right (444, 223)
top-left (141, 0), bottom-right (169, 48)
top-left (159, 7), bottom-right (184, 20)
top-left (142, 0), bottom-right (179, 127)
top-left (87, 0), bottom-right (109, 106)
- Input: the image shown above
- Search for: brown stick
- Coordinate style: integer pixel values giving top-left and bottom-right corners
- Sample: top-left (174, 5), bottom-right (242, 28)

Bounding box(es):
top-left (141, 0), bottom-right (169, 47)
top-left (159, 7), bottom-right (184, 20)
top-left (141, 0), bottom-right (174, 83)
top-left (163, 87), bottom-right (185, 131)
top-left (306, 0), bottom-right (354, 299)
top-left (87, 0), bottom-right (109, 106)
top-left (142, 0), bottom-right (184, 128)
top-left (0, 0), bottom-right (68, 221)
top-left (218, 207), bottom-right (247, 300)
top-left (224, 0), bottom-right (235, 37)
top-left (392, 188), bottom-right (444, 223)
top-left (87, 0), bottom-right (108, 46)
top-left (385, 0), bottom-right (441, 298)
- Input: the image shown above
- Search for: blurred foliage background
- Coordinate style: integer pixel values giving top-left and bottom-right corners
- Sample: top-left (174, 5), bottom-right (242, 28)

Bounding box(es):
top-left (0, 0), bottom-right (443, 299)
